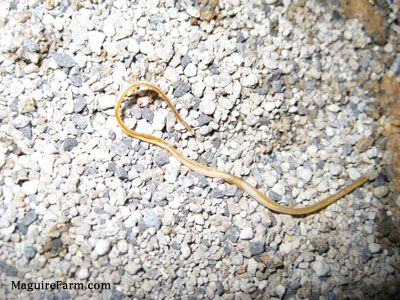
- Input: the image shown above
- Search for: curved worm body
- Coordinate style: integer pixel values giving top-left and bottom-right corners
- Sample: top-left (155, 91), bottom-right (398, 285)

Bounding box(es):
top-left (115, 82), bottom-right (368, 215)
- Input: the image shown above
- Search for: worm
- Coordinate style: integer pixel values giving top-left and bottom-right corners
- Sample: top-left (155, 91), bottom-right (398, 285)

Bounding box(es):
top-left (115, 81), bottom-right (368, 215)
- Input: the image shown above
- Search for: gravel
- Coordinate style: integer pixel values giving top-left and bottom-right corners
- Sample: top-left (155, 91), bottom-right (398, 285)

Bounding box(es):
top-left (0, 0), bottom-right (399, 299)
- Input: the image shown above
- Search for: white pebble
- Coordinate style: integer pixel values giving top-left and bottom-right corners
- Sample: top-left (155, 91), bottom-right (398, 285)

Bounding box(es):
top-left (136, 119), bottom-right (154, 135)
top-left (125, 262), bottom-right (142, 275)
top-left (264, 102), bottom-right (275, 112)
top-left (164, 67), bottom-right (180, 82)
top-left (95, 239), bottom-right (111, 256)
top-left (327, 104), bottom-right (340, 112)
top-left (22, 180), bottom-right (39, 195)
top-left (297, 167), bottom-right (312, 183)
top-left (102, 20), bottom-right (116, 37)
top-left (199, 99), bottom-right (216, 115)
top-left (240, 74), bottom-right (258, 87)
top-left (368, 243), bottom-right (381, 254)
top-left (128, 38), bottom-right (140, 54)
top-left (13, 115), bottom-right (30, 128)
top-left (192, 81), bottom-right (206, 97)
top-left (247, 259), bottom-right (258, 275)
top-left (330, 164), bottom-right (342, 176)
top-left (184, 63), bottom-right (197, 77)
top-left (152, 111), bottom-right (167, 131)
top-left (240, 227), bottom-right (254, 240)
top-left (317, 179), bottom-right (329, 192)
top-left (117, 240), bottom-right (128, 254)
top-left (194, 214), bottom-right (204, 225)
top-left (77, 267), bottom-right (90, 280)
top-left (307, 145), bottom-right (318, 155)
top-left (348, 168), bottom-right (361, 180)
top-left (98, 95), bottom-right (115, 110)
top-left (181, 243), bottom-right (191, 259)
top-left (311, 258), bottom-right (330, 277)
top-left (88, 31), bottom-right (105, 55)
top-left (263, 55), bottom-right (278, 69)
top-left (139, 41), bottom-right (154, 55)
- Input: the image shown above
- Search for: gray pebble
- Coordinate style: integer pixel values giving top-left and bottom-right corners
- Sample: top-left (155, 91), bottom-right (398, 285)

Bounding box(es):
top-left (216, 280), bottom-right (225, 296)
top-left (189, 172), bottom-right (208, 188)
top-left (115, 166), bottom-right (128, 179)
top-left (305, 79), bottom-right (314, 90)
top-left (298, 106), bottom-right (308, 115)
top-left (10, 98), bottom-right (20, 112)
top-left (249, 241), bottom-right (264, 256)
top-left (212, 188), bottom-right (224, 198)
top-left (381, 164), bottom-right (393, 181)
top-left (72, 114), bottom-right (87, 130)
top-left (272, 79), bottom-right (282, 93)
top-left (53, 52), bottom-right (76, 68)
top-left (23, 210), bottom-right (37, 226)
top-left (181, 54), bottom-right (191, 68)
top-left (361, 248), bottom-right (372, 263)
top-left (359, 55), bottom-right (370, 69)
top-left (268, 190), bottom-right (281, 201)
top-left (342, 143), bottom-right (352, 155)
top-left (224, 185), bottom-right (237, 197)
top-left (372, 174), bottom-right (385, 187)
top-left (108, 162), bottom-right (116, 173)
top-left (197, 114), bottom-right (212, 126)
top-left (24, 246), bottom-right (37, 259)
top-left (63, 137), bottom-right (78, 151)
top-left (390, 53), bottom-right (400, 73)
top-left (4, 264), bottom-right (18, 277)
top-left (16, 223), bottom-right (28, 235)
top-left (130, 105), bottom-right (142, 119)
top-left (111, 142), bottom-right (129, 156)
top-left (23, 38), bottom-right (39, 52)
top-left (74, 96), bottom-right (87, 113)
top-left (173, 81), bottom-right (191, 98)
top-left (225, 225), bottom-right (240, 243)
top-left (83, 167), bottom-right (96, 176)
top-left (19, 125), bottom-right (32, 139)
top-left (231, 254), bottom-right (244, 265)
top-left (142, 108), bottom-right (154, 122)
top-left (69, 74), bottom-right (83, 87)
top-left (143, 213), bottom-right (161, 229)
top-left (154, 153), bottom-right (170, 166)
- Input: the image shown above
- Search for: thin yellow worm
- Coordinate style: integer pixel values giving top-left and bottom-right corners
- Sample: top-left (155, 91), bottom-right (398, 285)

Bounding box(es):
top-left (114, 81), bottom-right (368, 215)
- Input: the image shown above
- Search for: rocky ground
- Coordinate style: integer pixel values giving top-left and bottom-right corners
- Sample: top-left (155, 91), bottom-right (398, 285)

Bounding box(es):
top-left (0, 0), bottom-right (399, 299)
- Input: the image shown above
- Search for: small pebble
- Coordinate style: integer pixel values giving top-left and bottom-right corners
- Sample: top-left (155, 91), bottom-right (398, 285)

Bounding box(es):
top-left (95, 239), bottom-right (111, 256)
top-left (53, 52), bottom-right (76, 67)
top-left (297, 167), bottom-right (313, 183)
top-left (64, 137), bottom-right (78, 151)
top-left (240, 227), bottom-right (254, 240)
top-left (77, 267), bottom-right (90, 280)
top-left (368, 243), bottom-right (381, 254)
top-left (311, 258), bottom-right (330, 277)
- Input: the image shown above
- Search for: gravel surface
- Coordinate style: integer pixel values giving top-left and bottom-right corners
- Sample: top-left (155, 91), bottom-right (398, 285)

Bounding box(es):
top-left (0, 0), bottom-right (399, 299)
